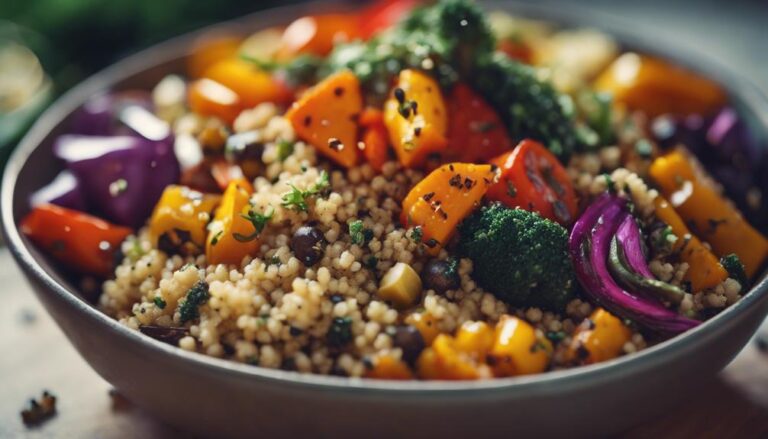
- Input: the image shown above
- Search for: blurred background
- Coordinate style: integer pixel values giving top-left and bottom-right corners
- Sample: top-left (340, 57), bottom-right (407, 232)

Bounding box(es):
top-left (1, 0), bottom-right (767, 168)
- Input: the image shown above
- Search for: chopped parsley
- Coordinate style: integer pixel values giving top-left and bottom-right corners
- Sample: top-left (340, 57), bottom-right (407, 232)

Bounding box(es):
top-left (178, 281), bottom-right (210, 323)
top-left (720, 254), bottom-right (748, 288)
top-left (276, 140), bottom-right (295, 162)
top-left (233, 208), bottom-right (274, 242)
top-left (281, 170), bottom-right (330, 211)
top-left (410, 226), bottom-right (423, 243)
top-left (153, 296), bottom-right (167, 309)
top-left (349, 220), bottom-right (365, 245)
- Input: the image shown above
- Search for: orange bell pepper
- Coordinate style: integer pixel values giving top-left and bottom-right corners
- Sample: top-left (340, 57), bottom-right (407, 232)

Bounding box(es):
top-left (359, 107), bottom-right (390, 172)
top-left (650, 151), bottom-right (768, 278)
top-left (149, 185), bottom-right (221, 253)
top-left (203, 58), bottom-right (292, 108)
top-left (365, 354), bottom-right (414, 380)
top-left (285, 70), bottom-right (363, 168)
top-left (417, 333), bottom-right (493, 380)
top-left (445, 83), bottom-right (513, 163)
top-left (384, 70), bottom-right (448, 168)
top-left (653, 196), bottom-right (728, 291)
top-left (488, 316), bottom-right (552, 376)
top-left (405, 312), bottom-right (440, 345)
top-left (401, 163), bottom-right (497, 254)
top-left (187, 33), bottom-right (241, 78)
top-left (276, 14), bottom-right (360, 59)
top-left (594, 53), bottom-right (726, 117)
top-left (21, 204), bottom-right (132, 277)
top-left (205, 179), bottom-right (260, 265)
top-left (188, 78), bottom-right (243, 124)
top-left (565, 308), bottom-right (631, 365)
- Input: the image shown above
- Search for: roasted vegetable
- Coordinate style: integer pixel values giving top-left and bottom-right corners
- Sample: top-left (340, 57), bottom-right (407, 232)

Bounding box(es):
top-left (21, 204), bottom-right (131, 277)
top-left (405, 312), bottom-right (440, 345)
top-left (188, 78), bottom-right (243, 124)
top-left (69, 91), bottom-right (152, 137)
top-left (594, 53), bottom-right (727, 117)
top-left (203, 58), bottom-right (291, 108)
top-left (383, 69), bottom-right (448, 168)
top-left (653, 196), bottom-right (728, 291)
top-left (565, 308), bottom-right (631, 365)
top-left (417, 327), bottom-right (493, 380)
top-left (285, 70), bottom-right (363, 168)
top-left (358, 0), bottom-right (420, 40)
top-left (149, 185), bottom-right (221, 255)
top-left (277, 14), bottom-right (361, 59)
top-left (187, 34), bottom-right (241, 78)
top-left (358, 107), bottom-right (391, 171)
top-left (205, 179), bottom-right (260, 265)
top-left (377, 262), bottom-right (423, 309)
top-left (486, 139), bottom-right (577, 225)
top-left (365, 354), bottom-right (414, 380)
top-left (459, 203), bottom-right (575, 310)
top-left (402, 163), bottom-right (496, 254)
top-left (649, 150), bottom-right (768, 278)
top-left (489, 316), bottom-right (552, 376)
top-left (568, 194), bottom-right (700, 334)
top-left (54, 134), bottom-right (180, 228)
top-left (444, 82), bottom-right (512, 163)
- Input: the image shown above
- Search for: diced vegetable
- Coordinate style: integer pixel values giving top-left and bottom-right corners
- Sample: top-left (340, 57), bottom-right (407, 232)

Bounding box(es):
top-left (649, 150), bottom-right (768, 278)
top-left (358, 0), bottom-right (420, 40)
top-left (489, 316), bottom-right (552, 376)
top-left (453, 321), bottom-right (494, 357)
top-left (594, 53), bottom-right (726, 117)
top-left (444, 83), bottom-right (512, 163)
top-left (205, 179), bottom-right (259, 265)
top-left (21, 204), bottom-right (131, 277)
top-left (149, 185), bottom-right (221, 254)
top-left (377, 262), bottom-right (423, 309)
top-left (285, 70), bottom-right (363, 168)
top-left (358, 107), bottom-right (390, 172)
top-left (70, 91), bottom-right (152, 137)
top-left (187, 33), bottom-right (241, 78)
top-left (54, 134), bottom-right (180, 228)
top-left (384, 69), bottom-right (448, 168)
top-left (565, 308), bottom-right (631, 365)
top-left (401, 163), bottom-right (496, 254)
top-left (203, 58), bottom-right (292, 108)
top-left (405, 312), bottom-right (440, 345)
top-left (417, 332), bottom-right (493, 380)
top-left (29, 170), bottom-right (86, 212)
top-left (486, 139), bottom-right (577, 225)
top-left (210, 159), bottom-right (245, 192)
top-left (188, 78), bottom-right (243, 124)
top-left (277, 14), bottom-right (361, 59)
top-left (364, 354), bottom-right (414, 380)
top-left (653, 196), bottom-right (728, 291)
top-left (569, 194), bottom-right (700, 334)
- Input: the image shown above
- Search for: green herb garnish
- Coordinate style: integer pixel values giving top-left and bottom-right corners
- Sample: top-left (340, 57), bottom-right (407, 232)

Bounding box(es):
top-left (349, 220), bottom-right (365, 245)
top-left (178, 281), bottom-right (210, 323)
top-left (281, 170), bottom-right (330, 212)
top-left (410, 226), bottom-right (423, 243)
top-left (233, 208), bottom-right (274, 242)
top-left (153, 296), bottom-right (167, 309)
top-left (276, 140), bottom-right (295, 162)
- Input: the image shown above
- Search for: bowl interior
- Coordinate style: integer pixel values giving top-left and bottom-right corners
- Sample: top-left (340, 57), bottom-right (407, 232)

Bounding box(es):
top-left (3, 0), bottom-right (768, 392)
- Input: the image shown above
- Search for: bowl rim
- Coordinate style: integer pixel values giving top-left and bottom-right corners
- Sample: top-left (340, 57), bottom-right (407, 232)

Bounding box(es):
top-left (3, 0), bottom-right (768, 395)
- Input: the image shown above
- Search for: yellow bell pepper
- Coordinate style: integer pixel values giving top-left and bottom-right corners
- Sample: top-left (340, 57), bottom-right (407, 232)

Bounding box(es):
top-left (364, 354), bottom-right (414, 380)
top-left (488, 316), bottom-right (552, 376)
top-left (594, 53), bottom-right (726, 117)
top-left (650, 151), bottom-right (768, 278)
top-left (205, 178), bottom-right (260, 265)
top-left (565, 308), bottom-right (631, 365)
top-left (417, 333), bottom-right (493, 380)
top-left (384, 69), bottom-right (448, 168)
top-left (405, 312), bottom-right (441, 345)
top-left (149, 186), bottom-right (222, 255)
top-left (653, 196), bottom-right (728, 291)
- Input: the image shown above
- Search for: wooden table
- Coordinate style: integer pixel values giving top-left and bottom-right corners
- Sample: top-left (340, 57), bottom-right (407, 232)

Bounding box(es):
top-left (1, 247), bottom-right (767, 438)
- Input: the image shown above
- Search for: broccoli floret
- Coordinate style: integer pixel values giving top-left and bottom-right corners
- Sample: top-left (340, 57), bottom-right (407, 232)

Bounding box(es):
top-left (720, 253), bottom-right (748, 288)
top-left (458, 203), bottom-right (576, 311)
top-left (471, 53), bottom-right (579, 160)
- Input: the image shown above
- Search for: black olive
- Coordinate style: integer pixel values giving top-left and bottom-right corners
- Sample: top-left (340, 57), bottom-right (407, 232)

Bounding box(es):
top-left (391, 325), bottom-right (425, 366)
top-left (422, 259), bottom-right (460, 293)
top-left (291, 226), bottom-right (325, 266)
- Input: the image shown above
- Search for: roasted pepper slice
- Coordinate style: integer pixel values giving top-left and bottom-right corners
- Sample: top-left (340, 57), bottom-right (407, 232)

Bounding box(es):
top-left (384, 70), bottom-right (448, 168)
top-left (650, 150), bottom-right (768, 278)
top-left (365, 354), bottom-right (414, 380)
top-left (359, 107), bottom-right (390, 172)
top-left (445, 83), bottom-right (512, 163)
top-left (21, 204), bottom-right (132, 277)
top-left (188, 78), bottom-right (243, 124)
top-left (277, 14), bottom-right (361, 59)
top-left (594, 53), bottom-right (726, 117)
top-left (149, 185), bottom-right (221, 255)
top-left (565, 308), bottom-right (631, 365)
top-left (205, 178), bottom-right (260, 265)
top-left (486, 139), bottom-right (577, 225)
top-left (285, 70), bottom-right (362, 168)
top-left (401, 163), bottom-right (497, 254)
top-left (417, 333), bottom-right (493, 380)
top-left (203, 58), bottom-right (292, 108)
top-left (488, 316), bottom-right (552, 376)
top-left (653, 196), bottom-right (728, 291)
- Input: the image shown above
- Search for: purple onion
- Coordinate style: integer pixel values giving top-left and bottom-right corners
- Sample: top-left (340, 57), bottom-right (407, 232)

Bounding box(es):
top-left (569, 194), bottom-right (700, 335)
top-left (614, 216), bottom-right (655, 279)
top-left (70, 91), bottom-right (152, 136)
top-left (29, 170), bottom-right (87, 211)
top-left (54, 134), bottom-right (180, 228)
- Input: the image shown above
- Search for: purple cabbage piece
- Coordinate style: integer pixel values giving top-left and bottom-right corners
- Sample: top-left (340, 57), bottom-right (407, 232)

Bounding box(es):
top-left (70, 91), bottom-right (153, 136)
top-left (54, 134), bottom-right (180, 228)
top-left (614, 216), bottom-right (655, 279)
top-left (29, 170), bottom-right (87, 211)
top-left (569, 194), bottom-right (700, 335)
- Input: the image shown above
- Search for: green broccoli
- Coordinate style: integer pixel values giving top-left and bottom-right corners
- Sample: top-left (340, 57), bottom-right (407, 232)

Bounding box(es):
top-left (720, 253), bottom-right (749, 288)
top-left (458, 203), bottom-right (575, 311)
